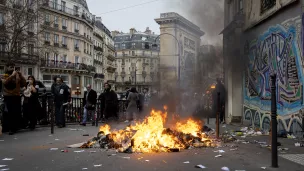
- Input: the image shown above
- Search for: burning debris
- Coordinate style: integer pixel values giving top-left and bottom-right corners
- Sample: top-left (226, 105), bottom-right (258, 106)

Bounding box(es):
top-left (80, 109), bottom-right (218, 153)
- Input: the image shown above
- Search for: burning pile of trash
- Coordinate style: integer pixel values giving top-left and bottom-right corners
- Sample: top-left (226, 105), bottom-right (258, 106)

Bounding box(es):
top-left (80, 109), bottom-right (218, 153)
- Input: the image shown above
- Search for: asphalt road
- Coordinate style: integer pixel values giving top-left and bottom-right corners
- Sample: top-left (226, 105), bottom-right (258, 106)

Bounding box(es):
top-left (0, 122), bottom-right (304, 171)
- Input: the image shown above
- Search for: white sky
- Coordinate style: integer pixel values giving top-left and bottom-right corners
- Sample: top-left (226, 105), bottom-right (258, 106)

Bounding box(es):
top-left (86, 0), bottom-right (224, 45)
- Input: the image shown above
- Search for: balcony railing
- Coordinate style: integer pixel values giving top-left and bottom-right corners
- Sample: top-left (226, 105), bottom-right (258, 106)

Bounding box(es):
top-left (43, 1), bottom-right (94, 26)
top-left (94, 46), bottom-right (103, 52)
top-left (0, 51), bottom-right (38, 64)
top-left (94, 73), bottom-right (104, 79)
top-left (41, 60), bottom-right (96, 72)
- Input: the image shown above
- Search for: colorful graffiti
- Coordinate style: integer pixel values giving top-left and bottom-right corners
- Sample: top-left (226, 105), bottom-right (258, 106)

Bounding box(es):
top-left (243, 16), bottom-right (303, 135)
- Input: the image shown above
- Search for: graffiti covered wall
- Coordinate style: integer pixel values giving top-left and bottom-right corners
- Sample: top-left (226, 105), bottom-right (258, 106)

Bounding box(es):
top-left (243, 16), bottom-right (304, 136)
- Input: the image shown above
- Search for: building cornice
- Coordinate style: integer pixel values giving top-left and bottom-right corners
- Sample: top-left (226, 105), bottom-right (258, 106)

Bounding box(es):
top-left (155, 12), bottom-right (204, 37)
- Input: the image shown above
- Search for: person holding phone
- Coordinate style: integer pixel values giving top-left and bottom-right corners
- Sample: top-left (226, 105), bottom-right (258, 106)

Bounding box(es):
top-left (23, 76), bottom-right (40, 130)
top-left (1, 62), bottom-right (26, 135)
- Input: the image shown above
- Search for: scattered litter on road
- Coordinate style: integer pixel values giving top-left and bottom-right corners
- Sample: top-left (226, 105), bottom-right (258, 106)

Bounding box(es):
top-left (74, 150), bottom-right (85, 153)
top-left (122, 157), bottom-right (130, 159)
top-left (278, 148), bottom-right (289, 151)
top-left (183, 161), bottom-right (190, 164)
top-left (163, 160), bottom-right (167, 163)
top-left (0, 165), bottom-right (7, 168)
top-left (222, 125), bottom-right (226, 128)
top-left (50, 148), bottom-right (58, 151)
top-left (90, 151), bottom-right (97, 153)
top-left (61, 150), bottom-right (68, 153)
top-left (108, 154), bottom-right (117, 156)
top-left (93, 164), bottom-right (102, 167)
top-left (82, 168), bottom-right (88, 170)
top-left (70, 129), bottom-right (83, 131)
top-left (242, 141), bottom-right (249, 144)
top-left (2, 158), bottom-right (13, 161)
top-left (215, 155), bottom-right (222, 158)
top-left (295, 142), bottom-right (304, 147)
top-left (221, 166), bottom-right (230, 171)
top-left (214, 150), bottom-right (225, 153)
top-left (55, 139), bottom-right (60, 141)
top-left (1, 168), bottom-right (10, 171)
top-left (83, 134), bottom-right (89, 136)
top-left (230, 148), bottom-right (237, 151)
top-left (261, 167), bottom-right (266, 169)
top-left (287, 134), bottom-right (296, 139)
top-left (195, 165), bottom-right (206, 169)
top-left (145, 160), bottom-right (150, 162)
top-left (67, 142), bottom-right (85, 148)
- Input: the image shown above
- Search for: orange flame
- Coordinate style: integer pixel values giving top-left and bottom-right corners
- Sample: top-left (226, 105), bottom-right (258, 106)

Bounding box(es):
top-left (96, 107), bottom-right (211, 153)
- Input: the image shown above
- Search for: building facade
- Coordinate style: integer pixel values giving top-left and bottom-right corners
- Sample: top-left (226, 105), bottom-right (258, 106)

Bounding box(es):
top-left (223, 0), bottom-right (304, 136)
top-left (155, 12), bottom-right (204, 92)
top-left (0, 0), bottom-right (40, 78)
top-left (92, 17), bottom-right (104, 93)
top-left (39, 0), bottom-right (95, 97)
top-left (112, 27), bottom-right (160, 92)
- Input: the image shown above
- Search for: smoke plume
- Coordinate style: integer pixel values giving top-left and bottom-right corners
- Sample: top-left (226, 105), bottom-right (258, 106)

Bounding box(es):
top-left (165, 0), bottom-right (224, 46)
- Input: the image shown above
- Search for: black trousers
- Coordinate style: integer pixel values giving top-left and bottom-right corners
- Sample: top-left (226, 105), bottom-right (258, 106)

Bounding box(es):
top-left (3, 96), bottom-right (22, 132)
top-left (55, 102), bottom-right (66, 126)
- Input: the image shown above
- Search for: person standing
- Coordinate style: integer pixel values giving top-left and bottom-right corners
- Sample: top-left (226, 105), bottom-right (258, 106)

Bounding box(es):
top-left (52, 77), bottom-right (70, 128)
top-left (99, 83), bottom-right (118, 122)
top-left (212, 78), bottom-right (226, 123)
top-left (126, 87), bottom-right (139, 122)
top-left (81, 84), bottom-right (97, 126)
top-left (1, 62), bottom-right (26, 135)
top-left (22, 76), bottom-right (40, 130)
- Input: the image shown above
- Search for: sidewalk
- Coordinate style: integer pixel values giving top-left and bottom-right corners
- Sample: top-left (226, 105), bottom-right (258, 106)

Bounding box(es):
top-left (203, 118), bottom-right (304, 167)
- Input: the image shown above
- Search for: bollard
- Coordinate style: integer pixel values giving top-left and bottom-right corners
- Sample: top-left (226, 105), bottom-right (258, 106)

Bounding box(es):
top-left (51, 100), bottom-right (54, 134)
top-left (216, 92), bottom-right (220, 139)
top-left (270, 73), bottom-right (278, 168)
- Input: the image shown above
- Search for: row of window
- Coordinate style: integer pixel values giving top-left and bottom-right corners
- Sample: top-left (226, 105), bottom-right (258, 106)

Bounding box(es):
top-left (44, 13), bottom-right (92, 38)
top-left (115, 43), bottom-right (159, 49)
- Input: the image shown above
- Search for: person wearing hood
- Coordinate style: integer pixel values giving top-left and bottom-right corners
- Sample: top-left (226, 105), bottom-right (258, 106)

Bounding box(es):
top-left (99, 83), bottom-right (118, 122)
top-left (51, 77), bottom-right (71, 128)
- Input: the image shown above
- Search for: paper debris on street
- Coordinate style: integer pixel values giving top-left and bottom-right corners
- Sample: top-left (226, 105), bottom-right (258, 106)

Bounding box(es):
top-left (50, 148), bottom-right (58, 151)
top-left (1, 168), bottom-right (10, 171)
top-left (67, 142), bottom-right (85, 148)
top-left (122, 157), bottom-right (130, 159)
top-left (82, 168), bottom-right (88, 170)
top-left (55, 139), bottom-right (60, 141)
top-left (183, 161), bottom-right (190, 163)
top-left (221, 166), bottom-right (230, 171)
top-left (74, 150), bottom-right (85, 153)
top-left (93, 164), bottom-right (102, 167)
top-left (145, 160), bottom-right (150, 162)
top-left (195, 165), bottom-right (206, 169)
top-left (261, 167), bottom-right (266, 169)
top-left (2, 158), bottom-right (13, 161)
top-left (0, 165), bottom-right (7, 168)
top-left (230, 148), bottom-right (237, 151)
top-left (215, 155), bottom-right (222, 158)
top-left (90, 151), bottom-right (97, 153)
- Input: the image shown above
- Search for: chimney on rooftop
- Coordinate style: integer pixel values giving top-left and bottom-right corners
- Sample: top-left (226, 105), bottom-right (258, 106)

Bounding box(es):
top-left (130, 28), bottom-right (136, 35)
top-left (95, 16), bottom-right (102, 23)
top-left (111, 30), bottom-right (120, 37)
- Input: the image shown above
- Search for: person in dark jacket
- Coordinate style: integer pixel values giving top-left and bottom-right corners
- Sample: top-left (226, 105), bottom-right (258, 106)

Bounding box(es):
top-left (99, 83), bottom-right (118, 122)
top-left (212, 78), bottom-right (226, 123)
top-left (81, 84), bottom-right (97, 126)
top-left (52, 77), bottom-right (70, 128)
top-left (22, 75), bottom-right (40, 130)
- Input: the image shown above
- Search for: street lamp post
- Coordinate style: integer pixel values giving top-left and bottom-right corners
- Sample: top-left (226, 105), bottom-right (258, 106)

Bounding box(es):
top-left (152, 33), bottom-right (181, 87)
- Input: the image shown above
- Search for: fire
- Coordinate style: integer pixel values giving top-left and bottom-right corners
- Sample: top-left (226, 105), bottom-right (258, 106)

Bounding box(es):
top-left (175, 118), bottom-right (202, 136)
top-left (94, 108), bottom-right (215, 153)
top-left (99, 124), bottom-right (111, 135)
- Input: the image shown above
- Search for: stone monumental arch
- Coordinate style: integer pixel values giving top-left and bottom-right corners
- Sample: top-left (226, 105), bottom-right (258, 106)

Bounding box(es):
top-left (155, 12), bottom-right (204, 92)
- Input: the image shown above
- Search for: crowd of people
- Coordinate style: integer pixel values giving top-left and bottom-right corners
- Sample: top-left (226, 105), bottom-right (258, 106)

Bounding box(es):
top-left (0, 61), bottom-right (226, 135)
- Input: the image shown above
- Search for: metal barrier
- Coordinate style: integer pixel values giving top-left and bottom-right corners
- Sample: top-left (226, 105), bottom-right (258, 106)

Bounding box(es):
top-left (38, 94), bottom-right (128, 124)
